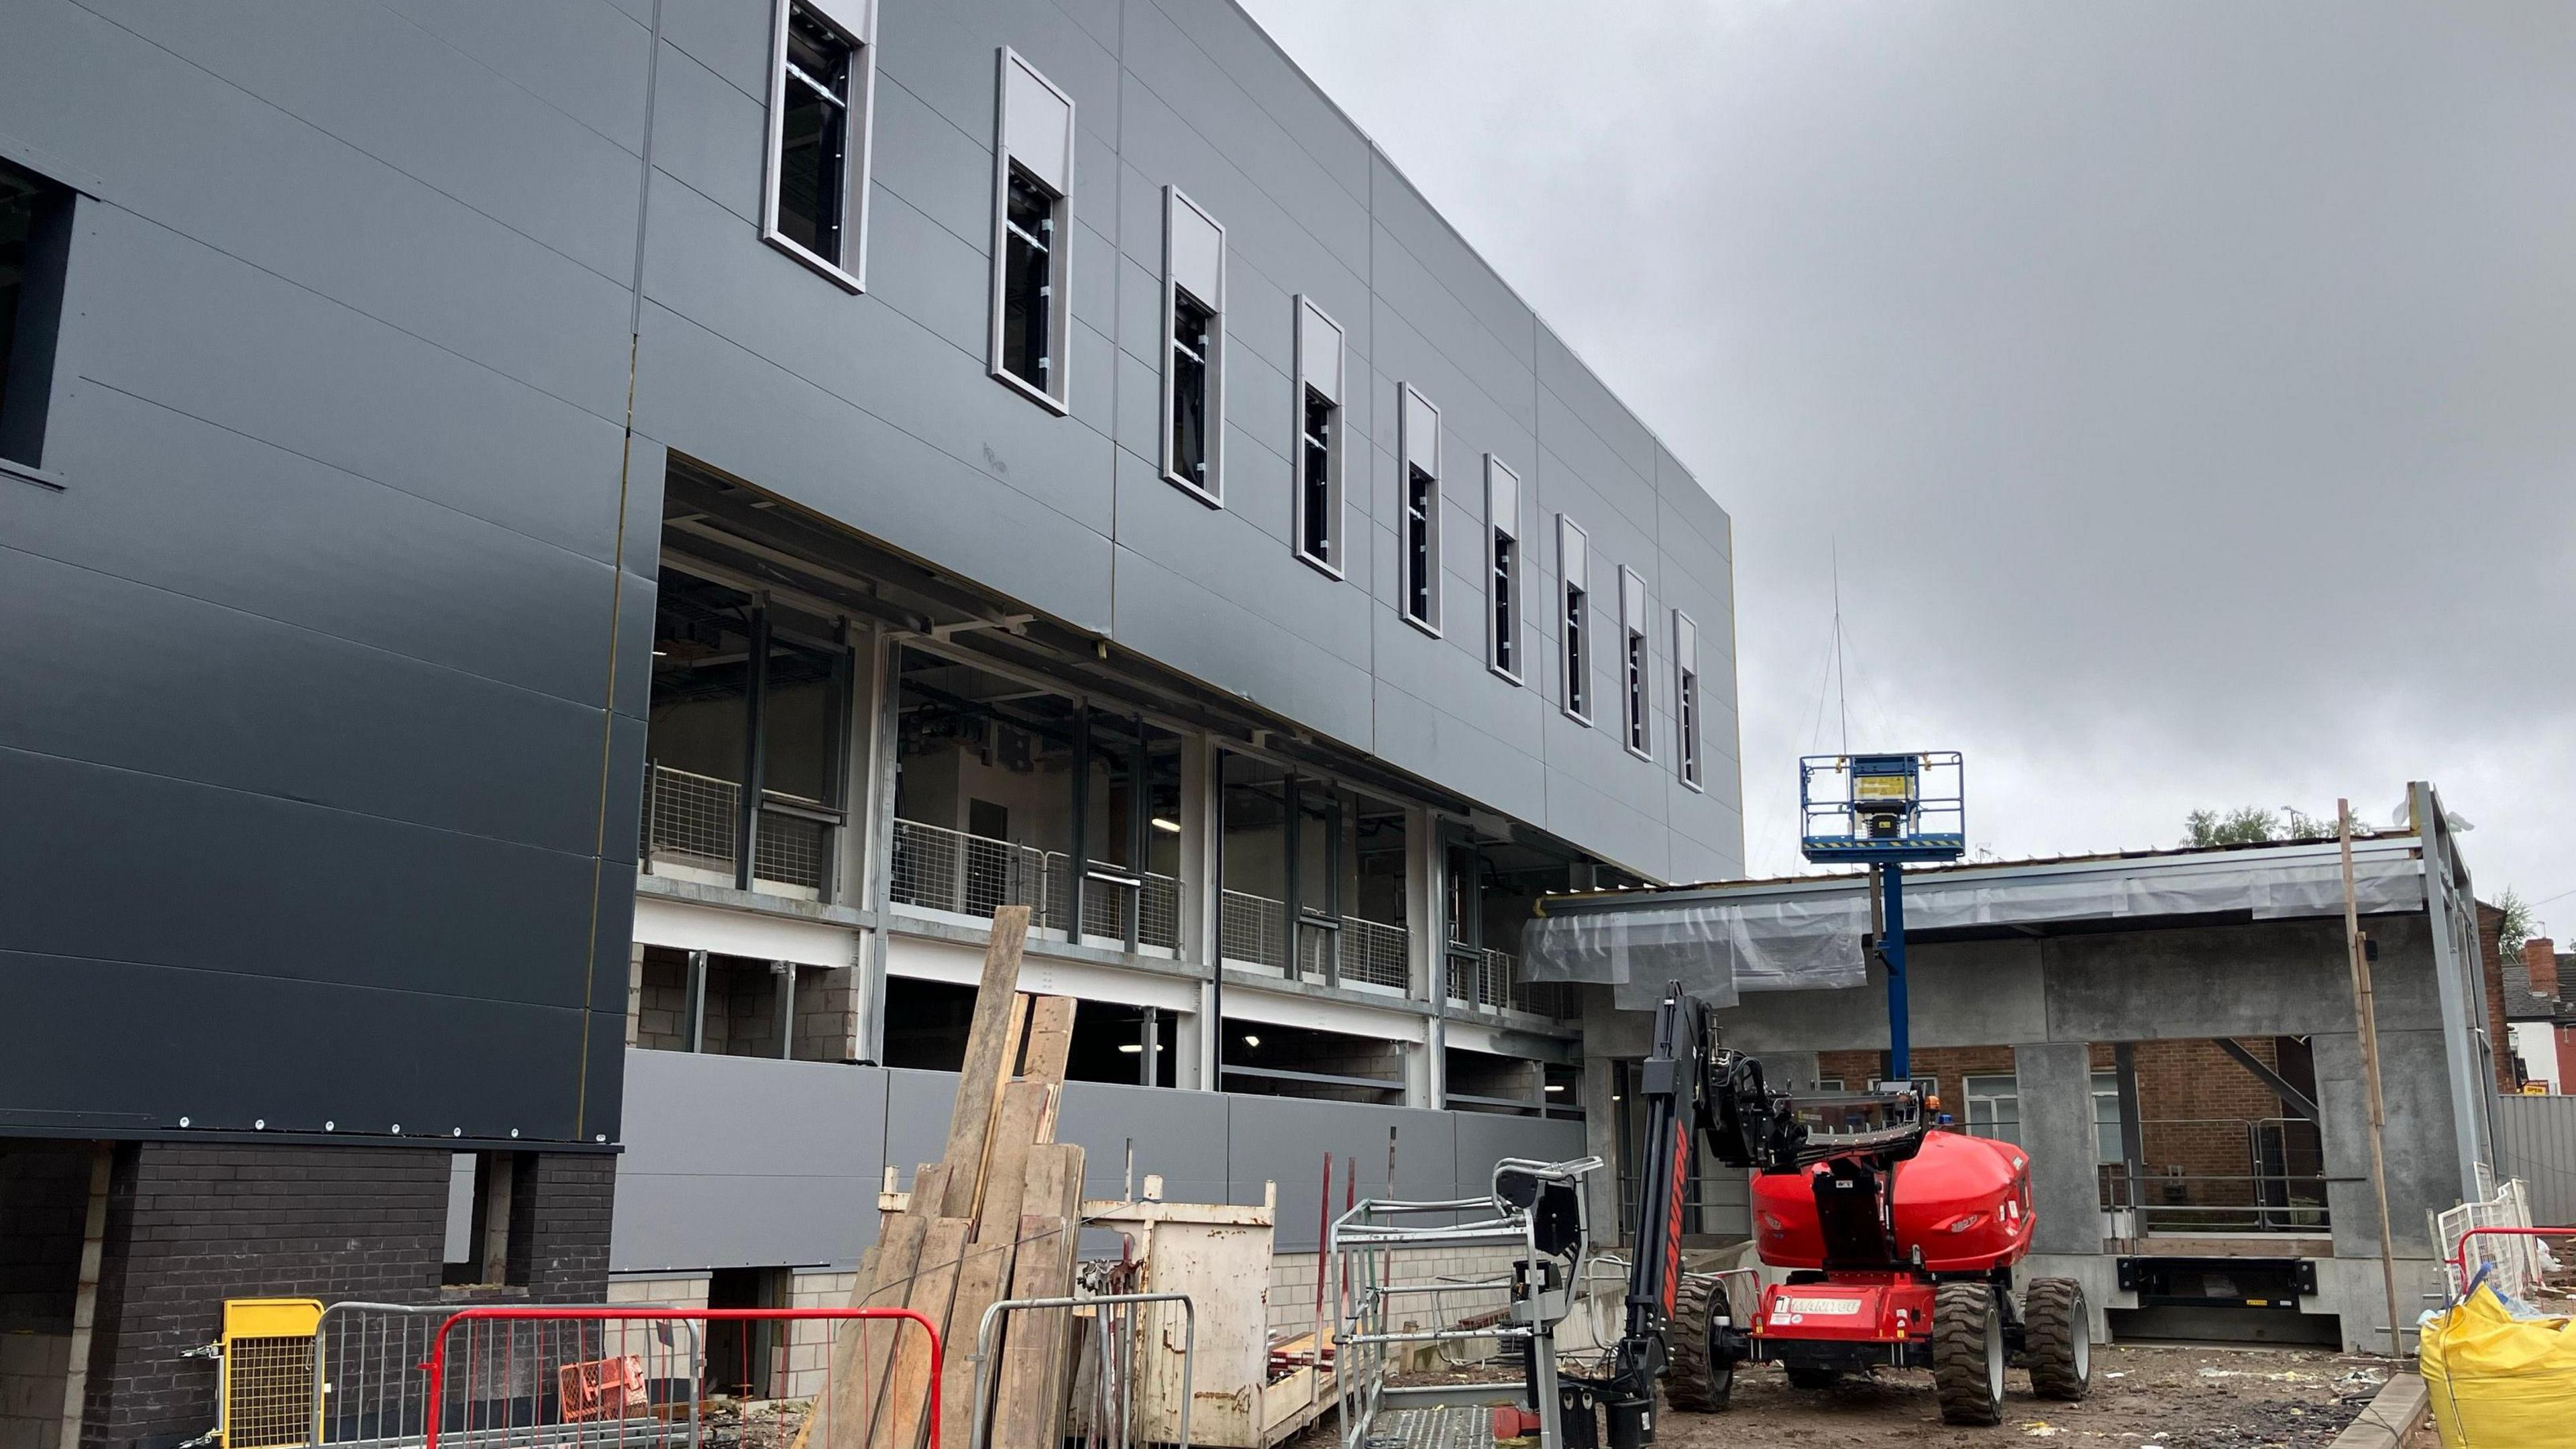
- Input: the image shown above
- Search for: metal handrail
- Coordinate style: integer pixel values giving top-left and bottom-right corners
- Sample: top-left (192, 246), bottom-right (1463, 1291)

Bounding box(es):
top-left (966, 1293), bottom-right (1194, 1449)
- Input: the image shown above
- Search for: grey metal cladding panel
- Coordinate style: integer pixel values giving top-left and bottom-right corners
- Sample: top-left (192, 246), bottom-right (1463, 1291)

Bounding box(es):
top-left (612, 1052), bottom-right (888, 1270)
top-left (879, 0), bottom-right (1122, 150)
top-left (0, 553), bottom-right (607, 859)
top-left (655, 0), bottom-right (771, 103)
top-left (624, 440), bottom-right (673, 580)
top-left (1541, 757), bottom-right (1670, 881)
top-left (1116, 5), bottom-right (1371, 282)
top-left (602, 714), bottom-right (650, 868)
top-left (1112, 74), bottom-right (1369, 318)
top-left (1366, 156), bottom-right (1536, 372)
top-left (1069, 137), bottom-right (1122, 299)
top-left (0, 947), bottom-right (587, 1140)
top-left (883, 1069), bottom-right (961, 1179)
top-left (1370, 677), bottom-right (1548, 828)
top-left (871, 76), bottom-right (998, 265)
top-left (1229, 1095), bottom-right (1458, 1252)
top-left (1452, 1114), bottom-right (1587, 1195)
top-left (629, 319), bottom-right (1115, 633)
top-left (1146, 0), bottom-right (1372, 206)
top-left (1534, 322), bottom-right (1658, 487)
top-left (379, 0), bottom-right (655, 156)
top-left (1652, 442), bottom-right (1731, 564)
top-left (1113, 245), bottom-right (1161, 372)
top-left (0, 4), bottom-right (633, 422)
top-left (865, 186), bottom-right (1002, 364)
top-left (1108, 542), bottom-right (1374, 751)
top-left (1111, 432), bottom-right (1344, 637)
top-left (1065, 321), bottom-right (1119, 437)
top-left (13, 385), bottom-right (620, 710)
top-left (1057, 1079), bottom-right (1231, 1205)
top-left (65, 209), bottom-right (631, 566)
top-left (1535, 392), bottom-right (1656, 543)
top-left (1368, 229), bottom-right (1537, 439)
top-left (0, 748), bottom-right (598, 1008)
top-left (81, 0), bottom-right (647, 281)
top-left (645, 41), bottom-right (767, 225)
top-left (1069, 212), bottom-right (1120, 341)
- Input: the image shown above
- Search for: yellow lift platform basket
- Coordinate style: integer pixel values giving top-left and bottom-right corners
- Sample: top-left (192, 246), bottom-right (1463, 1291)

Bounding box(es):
top-left (218, 1298), bottom-right (323, 1449)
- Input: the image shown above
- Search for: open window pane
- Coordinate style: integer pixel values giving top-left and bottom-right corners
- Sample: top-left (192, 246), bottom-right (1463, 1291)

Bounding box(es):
top-left (775, 7), bottom-right (853, 260)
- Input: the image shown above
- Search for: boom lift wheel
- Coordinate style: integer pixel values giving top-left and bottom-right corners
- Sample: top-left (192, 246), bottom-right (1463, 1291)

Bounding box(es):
top-left (1664, 1275), bottom-right (1733, 1411)
top-left (1933, 1282), bottom-right (2006, 1426)
top-left (2023, 1278), bottom-right (2092, 1401)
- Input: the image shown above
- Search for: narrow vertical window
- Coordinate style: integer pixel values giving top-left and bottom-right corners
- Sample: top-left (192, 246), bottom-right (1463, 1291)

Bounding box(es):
top-left (1292, 297), bottom-right (1344, 574)
top-left (1559, 516), bottom-right (1589, 722)
top-left (1485, 456), bottom-right (1520, 681)
top-left (763, 0), bottom-right (875, 290)
top-left (1674, 610), bottom-right (1703, 790)
top-left (989, 50), bottom-right (1074, 410)
top-left (0, 158), bottom-right (72, 480)
top-left (1399, 384), bottom-right (1442, 635)
top-left (1161, 188), bottom-right (1225, 504)
top-left (1619, 566), bottom-right (1650, 759)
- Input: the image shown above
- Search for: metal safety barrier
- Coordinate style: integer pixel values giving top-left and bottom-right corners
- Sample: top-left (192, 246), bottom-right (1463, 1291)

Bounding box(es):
top-left (419, 1307), bottom-right (939, 1449)
top-left (964, 1294), bottom-right (1193, 1449)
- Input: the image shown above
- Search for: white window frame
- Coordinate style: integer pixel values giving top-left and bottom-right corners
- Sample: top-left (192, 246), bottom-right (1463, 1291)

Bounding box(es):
top-left (1619, 566), bottom-right (1650, 760)
top-left (1398, 384), bottom-right (1443, 636)
top-left (760, 0), bottom-right (877, 292)
top-left (1674, 610), bottom-right (1703, 790)
top-left (1485, 455), bottom-right (1520, 683)
top-left (2092, 1069), bottom-right (2125, 1164)
top-left (1160, 186), bottom-right (1225, 506)
top-left (987, 49), bottom-right (1074, 413)
top-left (1292, 297), bottom-right (1344, 577)
top-left (1964, 1073), bottom-right (2023, 1146)
top-left (1558, 515), bottom-right (1590, 724)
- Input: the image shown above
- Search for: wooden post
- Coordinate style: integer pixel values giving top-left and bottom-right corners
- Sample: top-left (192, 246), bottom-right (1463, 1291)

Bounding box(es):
top-left (2342, 799), bottom-right (2404, 1358)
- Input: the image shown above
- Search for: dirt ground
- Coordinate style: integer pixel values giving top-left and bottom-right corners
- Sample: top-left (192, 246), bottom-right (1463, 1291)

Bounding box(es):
top-left (1651, 1344), bottom-right (2408, 1448)
top-left (1315, 1344), bottom-right (2416, 1449)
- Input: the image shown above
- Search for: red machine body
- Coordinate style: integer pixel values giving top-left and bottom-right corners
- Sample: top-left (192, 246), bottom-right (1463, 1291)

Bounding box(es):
top-left (1752, 1129), bottom-right (2034, 1275)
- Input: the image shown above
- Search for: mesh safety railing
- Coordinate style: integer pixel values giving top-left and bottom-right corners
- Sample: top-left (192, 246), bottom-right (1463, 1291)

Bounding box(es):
top-left (644, 765), bottom-right (737, 873)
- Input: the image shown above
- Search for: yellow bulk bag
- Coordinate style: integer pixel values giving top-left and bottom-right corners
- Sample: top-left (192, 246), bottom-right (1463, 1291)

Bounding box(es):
top-left (2419, 1283), bottom-right (2576, 1447)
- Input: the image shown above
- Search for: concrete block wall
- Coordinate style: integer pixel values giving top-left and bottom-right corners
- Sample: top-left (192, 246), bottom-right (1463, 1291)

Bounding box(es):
top-left (0, 1332), bottom-right (72, 1449)
top-left (780, 1271), bottom-right (861, 1401)
top-left (76, 1143), bottom-right (612, 1449)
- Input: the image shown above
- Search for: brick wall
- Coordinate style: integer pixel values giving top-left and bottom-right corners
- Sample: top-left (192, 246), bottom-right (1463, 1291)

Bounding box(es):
top-left (2480, 902), bottom-right (2514, 1092)
top-left (77, 1142), bottom-right (612, 1449)
top-left (1, 1141), bottom-right (93, 1449)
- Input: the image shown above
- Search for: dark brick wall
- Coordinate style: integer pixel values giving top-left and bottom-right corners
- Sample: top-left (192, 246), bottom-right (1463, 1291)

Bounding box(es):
top-left (78, 1142), bottom-right (612, 1449)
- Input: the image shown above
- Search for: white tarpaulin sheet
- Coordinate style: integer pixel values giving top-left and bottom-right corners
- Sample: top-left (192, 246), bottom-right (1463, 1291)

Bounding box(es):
top-left (1521, 849), bottom-right (2425, 1009)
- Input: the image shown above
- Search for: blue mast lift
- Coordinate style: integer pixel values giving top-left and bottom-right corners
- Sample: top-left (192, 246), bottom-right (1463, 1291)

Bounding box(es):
top-left (1798, 752), bottom-right (1966, 1083)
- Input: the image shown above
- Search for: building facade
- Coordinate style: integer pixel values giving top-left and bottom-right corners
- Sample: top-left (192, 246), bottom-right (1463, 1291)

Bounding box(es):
top-left (0, 2), bottom-right (1739, 1443)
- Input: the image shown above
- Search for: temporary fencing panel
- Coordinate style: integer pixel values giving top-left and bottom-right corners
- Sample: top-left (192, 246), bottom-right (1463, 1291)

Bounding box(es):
top-left (418, 1307), bottom-right (939, 1449)
top-left (2492, 1093), bottom-right (2576, 1226)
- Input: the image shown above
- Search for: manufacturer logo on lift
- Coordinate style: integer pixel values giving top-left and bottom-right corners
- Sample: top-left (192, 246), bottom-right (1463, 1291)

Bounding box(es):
top-left (1777, 1296), bottom-right (1863, 1316)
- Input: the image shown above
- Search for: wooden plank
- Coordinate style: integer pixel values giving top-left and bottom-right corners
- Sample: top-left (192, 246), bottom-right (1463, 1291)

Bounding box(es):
top-left (989, 1212), bottom-right (1071, 1449)
top-left (829, 1212), bottom-right (929, 1449)
top-left (1019, 996), bottom-right (1078, 1086)
top-left (881, 1217), bottom-right (971, 1449)
top-left (939, 908), bottom-right (1032, 1218)
top-left (937, 1233), bottom-right (1016, 1449)
top-left (974, 1081), bottom-right (1053, 1244)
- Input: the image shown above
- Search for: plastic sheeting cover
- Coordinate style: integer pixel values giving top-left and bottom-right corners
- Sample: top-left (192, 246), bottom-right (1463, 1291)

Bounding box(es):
top-left (1522, 851), bottom-right (2425, 1008)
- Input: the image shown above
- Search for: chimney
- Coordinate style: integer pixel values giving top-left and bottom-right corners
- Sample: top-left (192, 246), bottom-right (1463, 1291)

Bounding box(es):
top-left (2528, 938), bottom-right (2560, 1000)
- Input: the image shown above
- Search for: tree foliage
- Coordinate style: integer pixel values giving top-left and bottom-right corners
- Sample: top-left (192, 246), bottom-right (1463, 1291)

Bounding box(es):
top-left (2498, 887), bottom-right (2534, 960)
top-left (2184, 805), bottom-right (2356, 848)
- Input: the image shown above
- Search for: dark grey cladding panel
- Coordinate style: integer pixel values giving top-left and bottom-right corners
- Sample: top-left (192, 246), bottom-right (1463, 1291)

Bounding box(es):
top-left (602, 714), bottom-right (650, 868)
top-left (1057, 1079), bottom-right (1231, 1207)
top-left (1231, 1095), bottom-right (1459, 1254)
top-left (629, 304), bottom-right (1116, 631)
top-left (0, 3), bottom-right (635, 421)
top-left (0, 947), bottom-right (588, 1140)
top-left (79, 0), bottom-right (649, 280)
top-left (0, 553), bottom-right (607, 859)
top-left (579, 1007), bottom-right (629, 1143)
top-left (0, 748), bottom-right (598, 1010)
top-left (1108, 543), bottom-right (1375, 751)
top-left (16, 384), bottom-right (623, 710)
top-left (623, 440), bottom-right (672, 581)
top-left (612, 1053), bottom-right (890, 1271)
top-left (67, 209), bottom-right (633, 566)
top-left (379, 0), bottom-right (656, 155)
top-left (1452, 1114), bottom-right (1589, 1201)
top-left (883, 1069), bottom-right (961, 1181)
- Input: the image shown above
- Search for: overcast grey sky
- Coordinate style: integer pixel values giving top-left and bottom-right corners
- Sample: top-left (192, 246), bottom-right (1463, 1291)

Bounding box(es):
top-left (1240, 0), bottom-right (2575, 920)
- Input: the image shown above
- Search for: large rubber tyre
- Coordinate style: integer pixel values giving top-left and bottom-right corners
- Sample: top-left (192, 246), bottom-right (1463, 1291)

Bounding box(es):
top-left (2023, 1278), bottom-right (2092, 1401)
top-left (1781, 1363), bottom-right (1843, 1391)
top-left (1933, 1283), bottom-right (2006, 1426)
top-left (1666, 1274), bottom-right (1734, 1411)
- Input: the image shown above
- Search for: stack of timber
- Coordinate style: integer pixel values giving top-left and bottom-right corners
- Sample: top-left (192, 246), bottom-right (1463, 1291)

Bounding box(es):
top-left (813, 905), bottom-right (1085, 1449)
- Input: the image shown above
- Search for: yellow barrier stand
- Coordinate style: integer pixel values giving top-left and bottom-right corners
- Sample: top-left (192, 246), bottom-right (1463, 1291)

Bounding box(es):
top-left (2418, 1285), bottom-right (2576, 1447)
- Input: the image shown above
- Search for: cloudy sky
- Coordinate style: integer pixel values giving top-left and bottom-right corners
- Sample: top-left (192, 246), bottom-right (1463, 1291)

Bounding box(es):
top-left (1238, 0), bottom-right (2576, 922)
